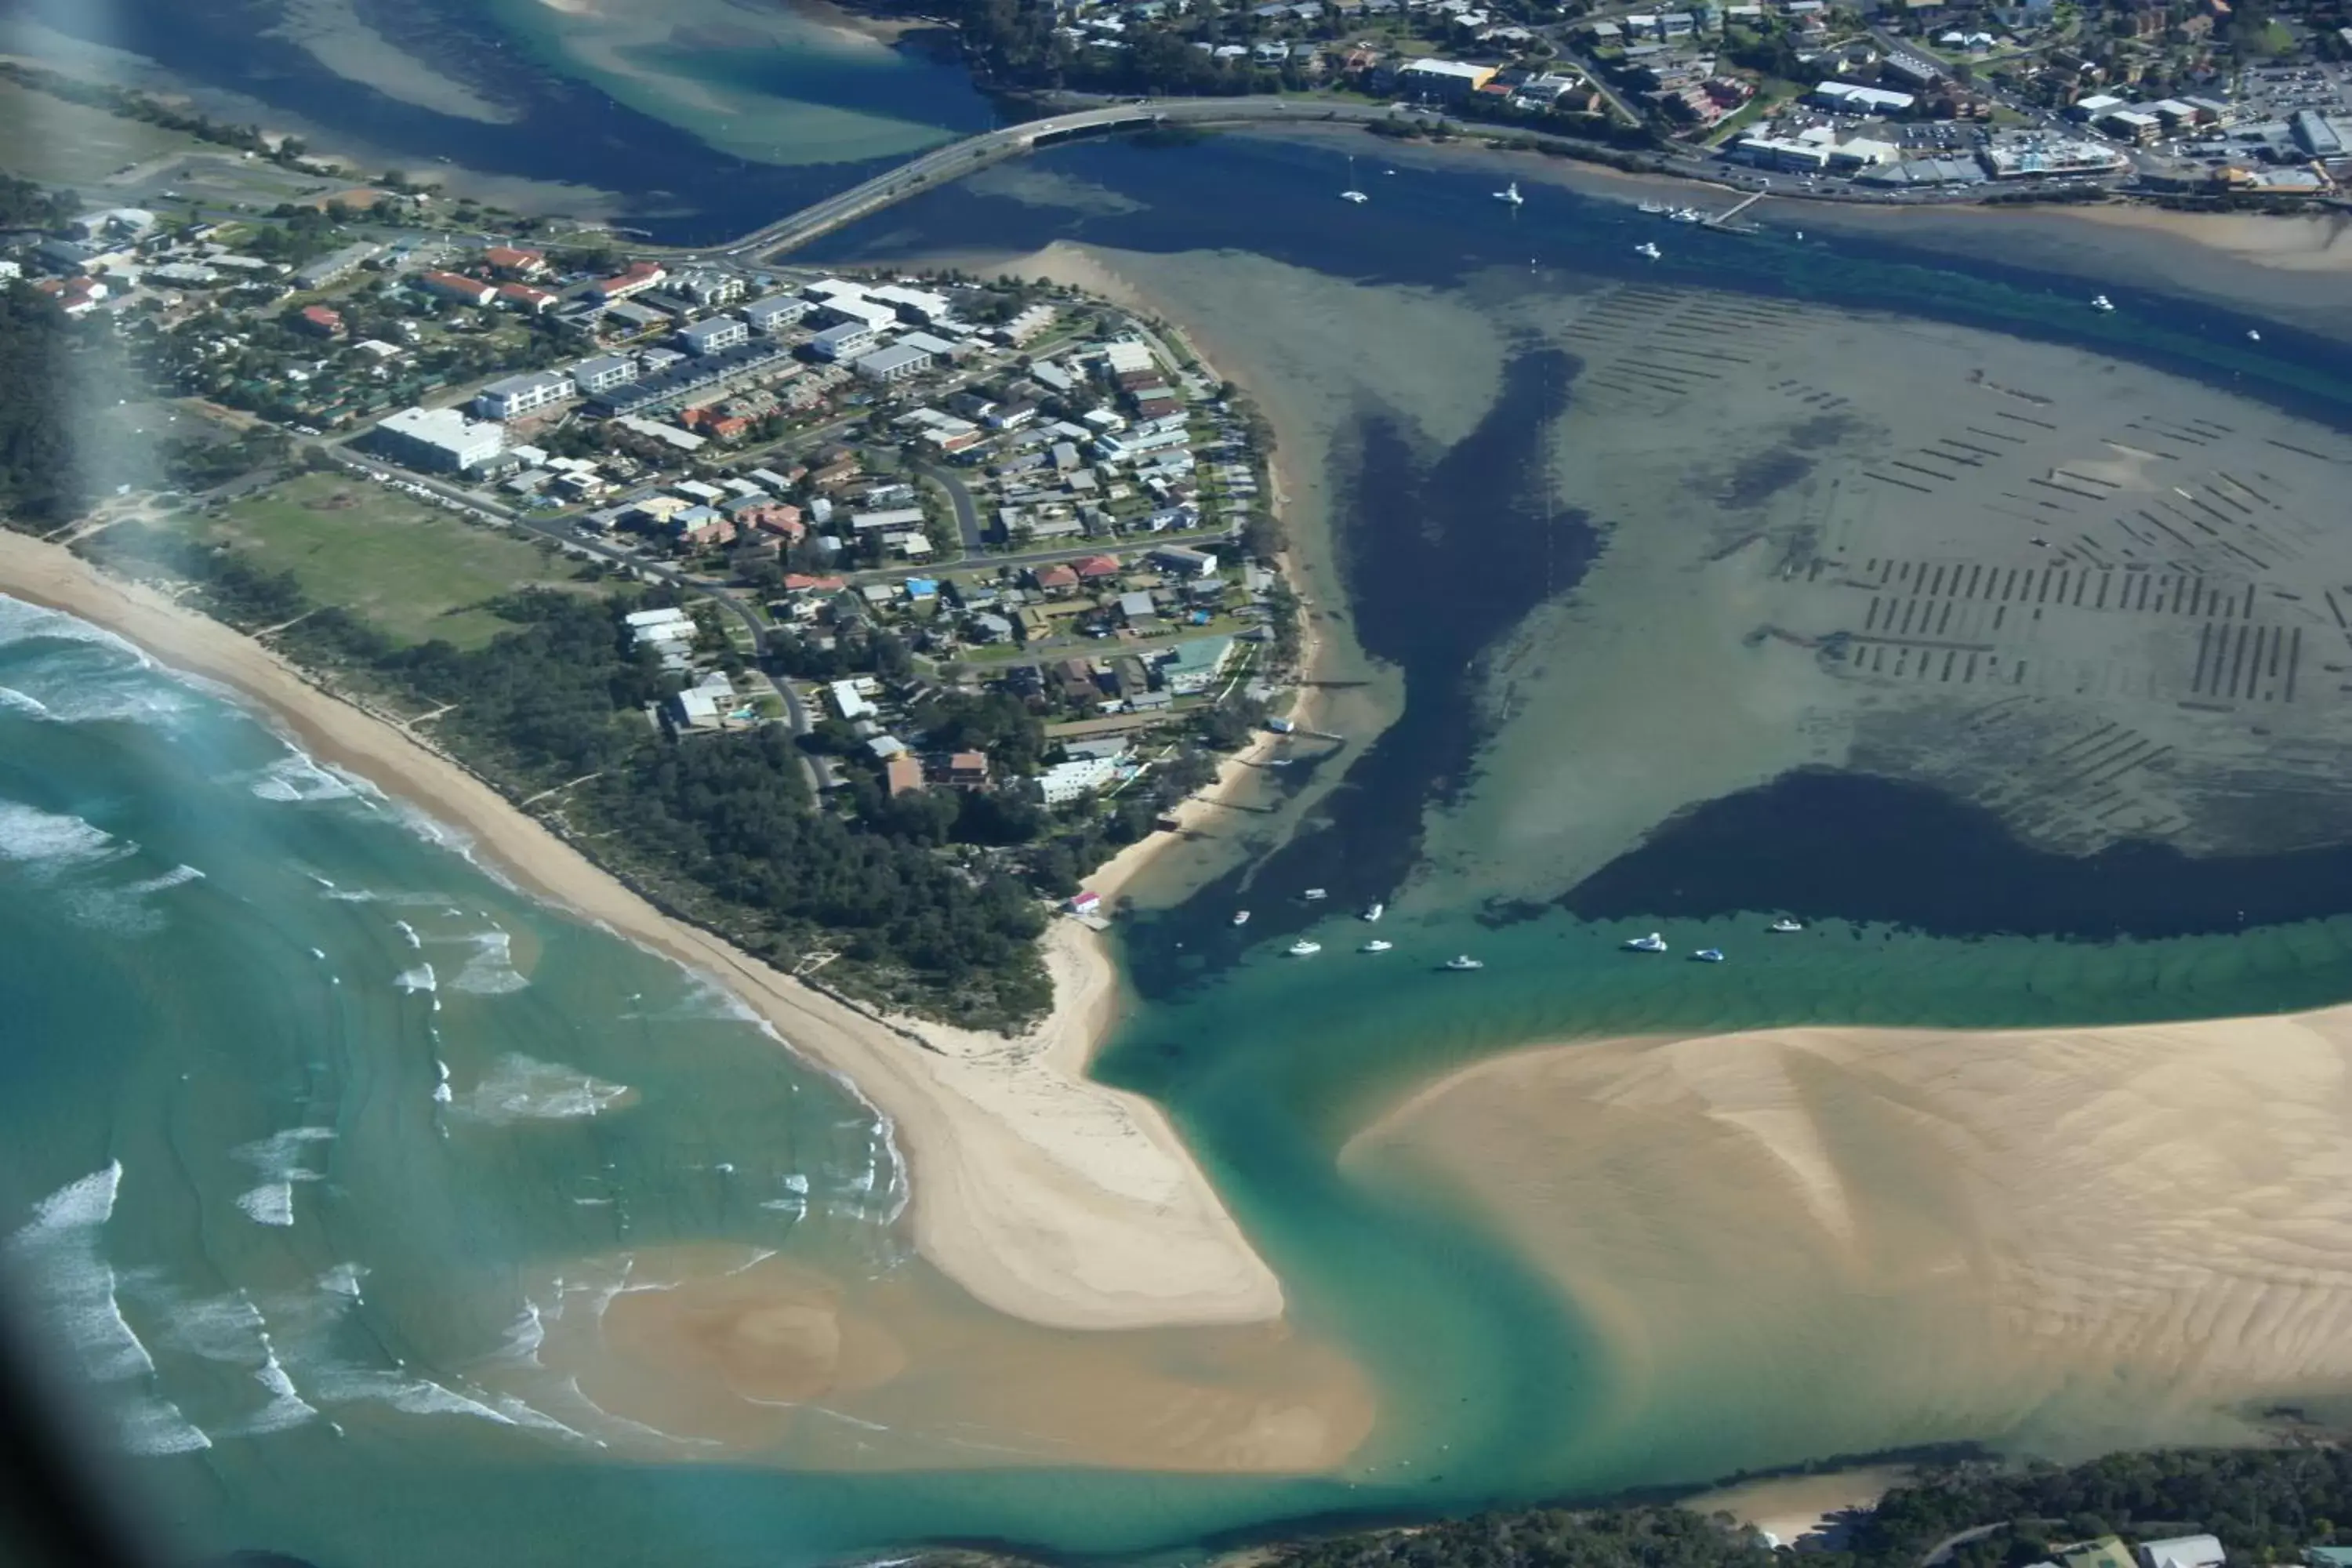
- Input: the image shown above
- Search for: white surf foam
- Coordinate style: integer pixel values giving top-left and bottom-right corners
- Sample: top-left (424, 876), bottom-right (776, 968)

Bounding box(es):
top-left (234, 1183), bottom-right (295, 1228)
top-left (0, 684), bottom-right (50, 717)
top-left (395, 964), bottom-right (437, 994)
top-left (318, 1263), bottom-right (368, 1305)
top-left (118, 1396), bottom-right (212, 1455)
top-left (0, 596), bottom-right (153, 666)
top-left (248, 751), bottom-right (361, 804)
top-left (444, 930), bottom-right (528, 996)
top-left (233, 1127), bottom-right (335, 1185)
top-left (451, 1054), bottom-right (631, 1126)
top-left (0, 800), bottom-right (118, 871)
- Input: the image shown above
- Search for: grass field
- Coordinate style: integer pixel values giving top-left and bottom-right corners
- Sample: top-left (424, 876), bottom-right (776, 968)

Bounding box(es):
top-left (200, 472), bottom-right (588, 648)
top-left (0, 80), bottom-right (204, 188)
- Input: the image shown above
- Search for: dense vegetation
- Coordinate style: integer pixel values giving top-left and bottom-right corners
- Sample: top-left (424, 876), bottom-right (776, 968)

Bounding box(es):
top-left (0, 281), bottom-right (89, 525)
top-left (1263, 1448), bottom-right (2352, 1568)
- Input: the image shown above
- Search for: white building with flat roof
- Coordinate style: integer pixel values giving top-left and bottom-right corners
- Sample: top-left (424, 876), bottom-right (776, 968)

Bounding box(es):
top-left (372, 405), bottom-right (506, 472)
top-left (853, 343), bottom-right (933, 383)
top-left (1812, 79), bottom-right (1915, 113)
top-left (473, 369), bottom-right (574, 421)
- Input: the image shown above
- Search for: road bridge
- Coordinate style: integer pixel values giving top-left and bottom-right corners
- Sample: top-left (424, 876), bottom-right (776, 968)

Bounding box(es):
top-left (708, 97), bottom-right (1399, 262)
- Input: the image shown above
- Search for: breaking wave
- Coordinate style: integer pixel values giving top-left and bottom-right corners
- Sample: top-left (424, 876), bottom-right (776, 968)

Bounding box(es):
top-left (451, 1055), bottom-right (633, 1126)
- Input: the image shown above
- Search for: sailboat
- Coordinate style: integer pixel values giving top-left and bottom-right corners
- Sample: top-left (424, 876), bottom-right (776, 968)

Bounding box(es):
top-left (1363, 902), bottom-right (1385, 922)
top-left (1769, 917), bottom-right (1804, 933)
top-left (1623, 932), bottom-right (1669, 954)
top-left (1341, 155), bottom-right (1369, 205)
top-left (2091, 293), bottom-right (2115, 312)
top-left (1635, 241), bottom-right (1662, 260)
top-left (1360, 939), bottom-right (1393, 953)
top-left (1495, 180), bottom-right (1523, 206)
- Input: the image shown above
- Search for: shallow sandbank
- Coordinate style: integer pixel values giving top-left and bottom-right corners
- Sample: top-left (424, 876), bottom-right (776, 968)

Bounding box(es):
top-left (1349, 1008), bottom-right (2352, 1470)
top-left (0, 527), bottom-right (1281, 1334)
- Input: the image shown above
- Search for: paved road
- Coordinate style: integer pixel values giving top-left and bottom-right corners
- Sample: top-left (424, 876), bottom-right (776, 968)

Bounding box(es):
top-left (914, 461), bottom-right (985, 555)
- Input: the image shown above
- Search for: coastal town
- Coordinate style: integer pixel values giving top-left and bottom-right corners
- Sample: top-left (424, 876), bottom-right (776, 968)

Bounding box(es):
top-left (0, 154), bottom-right (1308, 1025)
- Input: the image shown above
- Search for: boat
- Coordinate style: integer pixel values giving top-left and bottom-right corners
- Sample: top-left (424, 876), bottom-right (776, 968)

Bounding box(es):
top-left (2248, 328), bottom-right (2263, 342)
top-left (1363, 902), bottom-right (1385, 922)
top-left (1624, 932), bottom-right (1668, 954)
top-left (1341, 154), bottom-right (1369, 204)
top-left (1231, 909), bottom-right (1250, 927)
top-left (1635, 241), bottom-right (1662, 260)
top-left (2091, 293), bottom-right (2114, 312)
top-left (1769, 917), bottom-right (1804, 934)
top-left (1287, 939), bottom-right (1323, 956)
top-left (1303, 887), bottom-right (1328, 902)
top-left (1638, 199), bottom-right (1668, 214)
top-left (1495, 181), bottom-right (1523, 206)
top-left (1360, 939), bottom-right (1394, 953)
top-left (1443, 955), bottom-right (1485, 971)
top-left (1693, 948), bottom-right (1726, 964)
top-left (1668, 206), bottom-right (1702, 223)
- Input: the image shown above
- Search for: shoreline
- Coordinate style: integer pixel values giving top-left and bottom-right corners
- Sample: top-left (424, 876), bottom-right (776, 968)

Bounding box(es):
top-left (0, 526), bottom-right (1283, 1332)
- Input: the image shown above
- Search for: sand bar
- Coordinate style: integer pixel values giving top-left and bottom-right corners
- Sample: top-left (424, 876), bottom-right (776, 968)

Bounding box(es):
top-left (1352, 1007), bottom-right (2352, 1467)
top-left (0, 526), bottom-right (1282, 1331)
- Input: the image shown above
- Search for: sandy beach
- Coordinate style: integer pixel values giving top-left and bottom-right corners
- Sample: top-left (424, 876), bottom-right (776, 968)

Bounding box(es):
top-left (0, 527), bottom-right (1280, 1334)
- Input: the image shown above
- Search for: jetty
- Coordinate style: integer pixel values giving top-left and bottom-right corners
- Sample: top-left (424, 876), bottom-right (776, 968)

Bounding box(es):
top-left (1704, 191), bottom-right (1767, 231)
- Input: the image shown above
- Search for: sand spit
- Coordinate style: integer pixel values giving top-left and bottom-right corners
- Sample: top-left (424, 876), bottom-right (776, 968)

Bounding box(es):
top-left (0, 528), bottom-right (1279, 1333)
top-left (1352, 1010), bottom-right (2352, 1466)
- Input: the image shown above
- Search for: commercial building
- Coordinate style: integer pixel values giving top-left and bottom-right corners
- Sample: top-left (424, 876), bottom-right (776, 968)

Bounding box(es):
top-left (588, 340), bottom-right (792, 416)
top-left (571, 354), bottom-right (639, 395)
top-left (592, 261), bottom-right (667, 303)
top-left (677, 316), bottom-right (750, 356)
top-left (819, 295), bottom-right (901, 333)
top-left (292, 242), bottom-right (381, 290)
top-left (869, 283), bottom-right (953, 323)
top-left (2292, 108), bottom-right (2344, 158)
top-left (1810, 80), bottom-right (1915, 114)
top-left (999, 303), bottom-right (1056, 345)
top-left (1398, 58), bottom-right (1497, 98)
top-left (418, 270), bottom-right (497, 307)
top-left (852, 343), bottom-right (933, 383)
top-left (1039, 755), bottom-right (1120, 804)
top-left (473, 369), bottom-right (574, 421)
top-left (741, 294), bottom-right (809, 333)
top-left (1977, 136), bottom-right (2129, 177)
top-left (808, 321), bottom-right (881, 362)
top-left (2098, 107), bottom-right (2161, 144)
top-left (370, 405), bottom-right (506, 473)
top-left (1152, 545), bottom-right (1220, 577)
top-left (1733, 134), bottom-right (1831, 172)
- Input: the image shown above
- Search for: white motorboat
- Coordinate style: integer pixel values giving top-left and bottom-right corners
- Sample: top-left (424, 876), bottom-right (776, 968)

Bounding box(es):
top-left (1361, 939), bottom-right (1394, 953)
top-left (1287, 939), bottom-right (1323, 956)
top-left (2091, 293), bottom-right (2114, 312)
top-left (2248, 328), bottom-right (2262, 342)
top-left (1496, 181), bottom-right (1523, 206)
top-left (1624, 932), bottom-right (1669, 953)
top-left (1363, 902), bottom-right (1385, 922)
top-left (1443, 954), bottom-right (1485, 971)
top-left (1341, 154), bottom-right (1369, 204)
top-left (1303, 887), bottom-right (1329, 902)
top-left (1769, 917), bottom-right (1804, 934)
top-left (1693, 947), bottom-right (1726, 964)
top-left (1635, 241), bottom-right (1662, 260)
top-left (1232, 909), bottom-right (1251, 927)
top-left (1668, 206), bottom-right (1702, 223)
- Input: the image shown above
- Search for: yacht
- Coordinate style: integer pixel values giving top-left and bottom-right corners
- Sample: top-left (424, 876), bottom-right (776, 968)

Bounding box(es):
top-left (1341, 154), bottom-right (1369, 204)
top-left (1287, 939), bottom-right (1323, 957)
top-left (1693, 948), bottom-right (1726, 964)
top-left (1303, 887), bottom-right (1329, 902)
top-left (1495, 181), bottom-right (1523, 206)
top-left (1635, 241), bottom-right (1662, 260)
top-left (1231, 909), bottom-right (1250, 927)
top-left (1360, 939), bottom-right (1394, 953)
top-left (1362, 902), bottom-right (1385, 922)
top-left (1769, 917), bottom-right (1804, 934)
top-left (2248, 328), bottom-right (2263, 342)
top-left (1443, 954), bottom-right (1485, 971)
top-left (1669, 206), bottom-right (1702, 223)
top-left (1624, 932), bottom-right (1669, 954)
top-left (2091, 293), bottom-right (2115, 312)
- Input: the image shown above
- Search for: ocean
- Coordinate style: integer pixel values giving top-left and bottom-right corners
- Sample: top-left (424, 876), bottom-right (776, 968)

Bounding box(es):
top-left (9, 129), bottom-right (2352, 1566)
